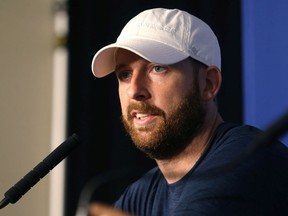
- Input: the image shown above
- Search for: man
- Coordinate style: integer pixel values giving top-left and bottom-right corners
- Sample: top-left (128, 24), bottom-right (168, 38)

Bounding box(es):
top-left (89, 8), bottom-right (288, 216)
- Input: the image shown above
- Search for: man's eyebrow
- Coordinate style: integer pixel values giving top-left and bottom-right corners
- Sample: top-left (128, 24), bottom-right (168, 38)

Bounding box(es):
top-left (115, 64), bottom-right (127, 71)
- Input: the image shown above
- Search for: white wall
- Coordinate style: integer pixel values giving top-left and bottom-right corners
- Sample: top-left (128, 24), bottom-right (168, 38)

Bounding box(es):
top-left (0, 0), bottom-right (54, 215)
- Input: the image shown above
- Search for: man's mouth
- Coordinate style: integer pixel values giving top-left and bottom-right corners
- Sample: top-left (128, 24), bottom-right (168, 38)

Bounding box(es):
top-left (129, 111), bottom-right (158, 128)
top-left (135, 113), bottom-right (149, 120)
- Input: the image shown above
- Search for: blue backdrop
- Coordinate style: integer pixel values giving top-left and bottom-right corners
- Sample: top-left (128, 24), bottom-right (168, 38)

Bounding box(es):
top-left (242, 0), bottom-right (288, 145)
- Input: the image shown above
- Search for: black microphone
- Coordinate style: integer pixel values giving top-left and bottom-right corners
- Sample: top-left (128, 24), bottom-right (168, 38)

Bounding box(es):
top-left (0, 133), bottom-right (80, 209)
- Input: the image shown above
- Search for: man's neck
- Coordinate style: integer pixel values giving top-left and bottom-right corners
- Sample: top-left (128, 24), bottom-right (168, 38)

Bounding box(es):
top-left (156, 113), bottom-right (223, 184)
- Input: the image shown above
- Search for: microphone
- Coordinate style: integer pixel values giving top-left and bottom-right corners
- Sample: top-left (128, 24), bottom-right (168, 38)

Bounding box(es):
top-left (250, 111), bottom-right (288, 147)
top-left (0, 133), bottom-right (80, 209)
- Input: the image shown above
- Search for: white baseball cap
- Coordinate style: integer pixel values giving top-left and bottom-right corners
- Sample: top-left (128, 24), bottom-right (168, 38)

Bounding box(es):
top-left (91, 8), bottom-right (221, 78)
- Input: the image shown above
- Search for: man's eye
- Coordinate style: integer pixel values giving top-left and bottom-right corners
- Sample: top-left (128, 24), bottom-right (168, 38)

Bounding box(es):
top-left (116, 71), bottom-right (131, 81)
top-left (153, 65), bottom-right (165, 73)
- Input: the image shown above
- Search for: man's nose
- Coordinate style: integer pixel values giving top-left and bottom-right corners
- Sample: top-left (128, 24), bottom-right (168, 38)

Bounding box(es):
top-left (127, 73), bottom-right (150, 101)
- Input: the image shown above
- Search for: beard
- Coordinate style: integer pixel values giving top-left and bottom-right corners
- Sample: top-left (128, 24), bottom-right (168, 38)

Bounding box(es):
top-left (121, 81), bottom-right (206, 160)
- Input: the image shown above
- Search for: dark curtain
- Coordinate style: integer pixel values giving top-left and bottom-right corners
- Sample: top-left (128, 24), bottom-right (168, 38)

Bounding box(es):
top-left (65, 1), bottom-right (242, 216)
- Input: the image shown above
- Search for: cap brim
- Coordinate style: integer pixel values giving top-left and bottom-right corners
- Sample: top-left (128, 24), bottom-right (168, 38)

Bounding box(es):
top-left (91, 38), bottom-right (189, 78)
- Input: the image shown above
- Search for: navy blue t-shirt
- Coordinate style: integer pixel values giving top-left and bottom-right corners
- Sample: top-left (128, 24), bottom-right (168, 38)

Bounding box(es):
top-left (114, 123), bottom-right (288, 215)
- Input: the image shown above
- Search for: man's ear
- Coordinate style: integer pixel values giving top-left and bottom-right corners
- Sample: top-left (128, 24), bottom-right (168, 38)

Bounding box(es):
top-left (202, 66), bottom-right (222, 101)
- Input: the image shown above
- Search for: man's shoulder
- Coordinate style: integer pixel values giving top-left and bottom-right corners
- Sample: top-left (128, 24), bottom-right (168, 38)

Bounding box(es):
top-left (205, 122), bottom-right (288, 171)
top-left (214, 122), bottom-right (288, 150)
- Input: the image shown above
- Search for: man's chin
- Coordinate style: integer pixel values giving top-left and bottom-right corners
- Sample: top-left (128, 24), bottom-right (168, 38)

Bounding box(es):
top-left (131, 131), bottom-right (153, 143)
top-left (131, 132), bottom-right (157, 148)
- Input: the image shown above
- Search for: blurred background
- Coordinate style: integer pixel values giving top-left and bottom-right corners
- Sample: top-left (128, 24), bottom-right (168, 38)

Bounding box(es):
top-left (0, 0), bottom-right (287, 216)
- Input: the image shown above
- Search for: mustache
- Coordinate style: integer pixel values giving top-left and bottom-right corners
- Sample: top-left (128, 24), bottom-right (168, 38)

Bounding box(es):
top-left (126, 102), bottom-right (166, 120)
